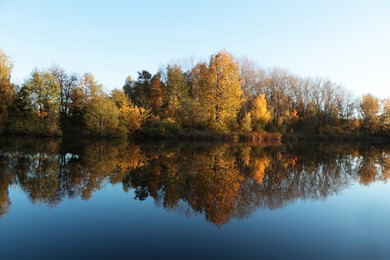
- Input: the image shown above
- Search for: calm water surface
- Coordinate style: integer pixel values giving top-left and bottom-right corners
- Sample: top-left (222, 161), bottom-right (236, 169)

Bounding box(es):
top-left (1, 137), bottom-right (390, 259)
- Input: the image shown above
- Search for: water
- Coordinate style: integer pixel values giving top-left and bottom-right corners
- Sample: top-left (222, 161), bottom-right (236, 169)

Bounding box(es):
top-left (1, 137), bottom-right (390, 259)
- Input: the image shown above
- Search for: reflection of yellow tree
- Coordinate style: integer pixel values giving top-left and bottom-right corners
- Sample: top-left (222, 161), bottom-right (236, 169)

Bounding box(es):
top-left (251, 156), bottom-right (270, 185)
top-left (240, 146), bottom-right (251, 167)
top-left (111, 144), bottom-right (146, 184)
top-left (188, 145), bottom-right (243, 225)
top-left (358, 147), bottom-right (378, 186)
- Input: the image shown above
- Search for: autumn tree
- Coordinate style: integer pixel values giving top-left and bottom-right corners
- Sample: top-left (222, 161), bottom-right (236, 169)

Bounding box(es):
top-left (81, 75), bottom-right (126, 137)
top-left (49, 65), bottom-right (79, 117)
top-left (64, 72), bottom-right (102, 134)
top-left (0, 49), bottom-right (14, 133)
top-left (379, 98), bottom-right (390, 133)
top-left (111, 89), bottom-right (148, 133)
top-left (69, 87), bottom-right (88, 117)
top-left (179, 63), bottom-right (208, 127)
top-left (68, 72), bottom-right (101, 120)
top-left (10, 69), bottom-right (61, 136)
top-left (241, 112), bottom-right (252, 133)
top-left (200, 50), bottom-right (243, 131)
top-left (79, 72), bottom-right (103, 98)
top-left (26, 70), bottom-right (61, 118)
top-left (250, 94), bottom-right (271, 131)
top-left (84, 93), bottom-right (124, 137)
top-left (283, 109), bottom-right (299, 133)
top-left (359, 94), bottom-right (379, 134)
top-left (164, 64), bottom-right (189, 122)
top-left (149, 72), bottom-right (164, 116)
top-left (258, 69), bottom-right (291, 130)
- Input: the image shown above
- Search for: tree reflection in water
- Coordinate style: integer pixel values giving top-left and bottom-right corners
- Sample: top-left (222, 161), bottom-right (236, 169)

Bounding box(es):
top-left (0, 137), bottom-right (390, 225)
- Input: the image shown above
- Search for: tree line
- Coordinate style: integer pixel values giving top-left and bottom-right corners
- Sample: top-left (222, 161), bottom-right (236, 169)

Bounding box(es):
top-left (0, 48), bottom-right (389, 137)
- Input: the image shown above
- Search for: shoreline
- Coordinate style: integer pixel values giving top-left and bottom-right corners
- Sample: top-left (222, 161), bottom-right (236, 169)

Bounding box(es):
top-left (1, 131), bottom-right (389, 145)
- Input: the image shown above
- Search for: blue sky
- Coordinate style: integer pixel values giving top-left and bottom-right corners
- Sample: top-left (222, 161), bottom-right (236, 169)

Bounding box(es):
top-left (1, 0), bottom-right (389, 97)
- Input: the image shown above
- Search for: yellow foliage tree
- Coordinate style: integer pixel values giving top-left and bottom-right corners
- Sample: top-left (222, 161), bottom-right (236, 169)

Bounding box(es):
top-left (200, 50), bottom-right (243, 131)
top-left (165, 64), bottom-right (188, 123)
top-left (241, 112), bottom-right (252, 133)
top-left (84, 94), bottom-right (124, 137)
top-left (359, 94), bottom-right (379, 134)
top-left (120, 105), bottom-right (148, 133)
top-left (251, 93), bottom-right (271, 131)
top-left (111, 89), bottom-right (148, 133)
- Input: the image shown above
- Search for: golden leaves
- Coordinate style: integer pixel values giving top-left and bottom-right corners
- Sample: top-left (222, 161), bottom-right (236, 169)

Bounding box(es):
top-left (251, 93), bottom-right (271, 131)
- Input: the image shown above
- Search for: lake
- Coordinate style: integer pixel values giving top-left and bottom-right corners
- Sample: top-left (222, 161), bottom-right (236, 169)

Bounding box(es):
top-left (1, 137), bottom-right (390, 259)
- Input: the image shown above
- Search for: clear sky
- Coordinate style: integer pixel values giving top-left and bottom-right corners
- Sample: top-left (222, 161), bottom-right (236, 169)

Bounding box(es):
top-left (1, 0), bottom-right (389, 97)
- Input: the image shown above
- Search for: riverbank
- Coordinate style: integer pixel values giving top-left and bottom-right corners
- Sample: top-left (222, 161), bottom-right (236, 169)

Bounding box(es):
top-left (2, 131), bottom-right (389, 145)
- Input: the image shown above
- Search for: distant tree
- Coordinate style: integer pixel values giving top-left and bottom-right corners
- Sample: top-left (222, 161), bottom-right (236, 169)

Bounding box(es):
top-left (336, 88), bottom-right (356, 132)
top-left (50, 65), bottom-right (78, 117)
top-left (69, 72), bottom-right (102, 117)
top-left (123, 75), bottom-right (134, 100)
top-left (79, 72), bottom-right (103, 98)
top-left (237, 57), bottom-right (259, 98)
top-left (131, 70), bottom-right (152, 107)
top-left (359, 94), bottom-right (379, 134)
